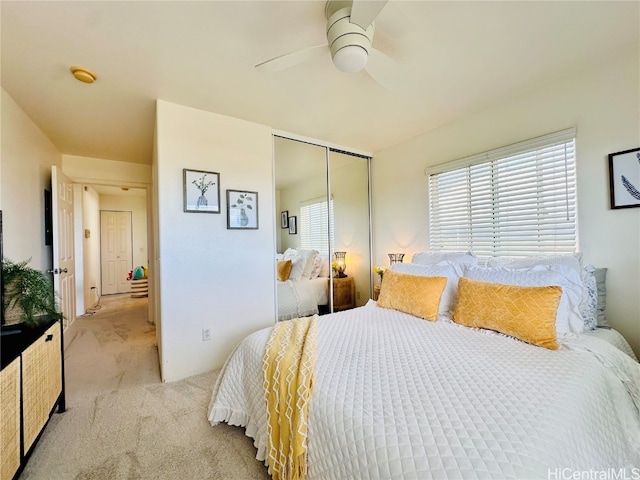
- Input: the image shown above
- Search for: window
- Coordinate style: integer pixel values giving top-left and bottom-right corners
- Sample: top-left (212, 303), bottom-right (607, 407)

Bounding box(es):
top-left (428, 129), bottom-right (577, 258)
top-left (299, 196), bottom-right (334, 256)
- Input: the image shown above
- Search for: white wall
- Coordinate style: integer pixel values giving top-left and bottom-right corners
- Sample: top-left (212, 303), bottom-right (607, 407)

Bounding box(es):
top-left (155, 100), bottom-right (275, 382)
top-left (99, 194), bottom-right (148, 268)
top-left (1, 89), bottom-right (61, 272)
top-left (82, 186), bottom-right (101, 308)
top-left (372, 52), bottom-right (640, 355)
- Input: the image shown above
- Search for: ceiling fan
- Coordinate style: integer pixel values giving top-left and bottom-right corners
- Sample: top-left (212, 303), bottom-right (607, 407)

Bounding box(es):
top-left (255, 0), bottom-right (401, 91)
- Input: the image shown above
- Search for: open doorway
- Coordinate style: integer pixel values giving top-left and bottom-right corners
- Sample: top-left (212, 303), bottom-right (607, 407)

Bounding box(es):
top-left (74, 184), bottom-right (150, 319)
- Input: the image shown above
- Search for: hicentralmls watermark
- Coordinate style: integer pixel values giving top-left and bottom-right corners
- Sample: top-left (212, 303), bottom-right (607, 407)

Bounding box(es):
top-left (548, 468), bottom-right (640, 480)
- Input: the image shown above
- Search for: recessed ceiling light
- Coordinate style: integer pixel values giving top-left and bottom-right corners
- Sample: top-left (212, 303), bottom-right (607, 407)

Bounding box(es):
top-left (70, 66), bottom-right (97, 84)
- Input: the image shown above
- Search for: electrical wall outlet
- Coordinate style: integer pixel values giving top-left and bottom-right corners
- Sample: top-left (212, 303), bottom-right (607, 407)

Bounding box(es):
top-left (202, 328), bottom-right (212, 342)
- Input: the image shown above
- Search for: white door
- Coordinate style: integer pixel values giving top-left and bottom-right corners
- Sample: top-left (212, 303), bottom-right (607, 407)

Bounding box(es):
top-left (100, 211), bottom-right (133, 295)
top-left (51, 166), bottom-right (76, 329)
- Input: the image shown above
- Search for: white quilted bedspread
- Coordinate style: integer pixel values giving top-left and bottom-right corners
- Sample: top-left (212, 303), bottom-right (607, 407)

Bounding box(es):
top-left (209, 301), bottom-right (640, 479)
top-left (277, 280), bottom-right (319, 321)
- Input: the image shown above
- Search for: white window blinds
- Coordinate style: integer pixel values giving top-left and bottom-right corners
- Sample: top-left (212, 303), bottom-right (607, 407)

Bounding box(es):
top-left (428, 128), bottom-right (577, 258)
top-left (300, 196), bottom-right (334, 256)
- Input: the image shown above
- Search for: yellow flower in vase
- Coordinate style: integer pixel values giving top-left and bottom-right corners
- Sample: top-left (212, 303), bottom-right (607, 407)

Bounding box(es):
top-left (373, 265), bottom-right (386, 284)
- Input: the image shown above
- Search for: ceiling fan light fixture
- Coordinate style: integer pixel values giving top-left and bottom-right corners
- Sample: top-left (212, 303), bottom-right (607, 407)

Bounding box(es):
top-left (333, 45), bottom-right (368, 73)
top-left (326, 6), bottom-right (374, 74)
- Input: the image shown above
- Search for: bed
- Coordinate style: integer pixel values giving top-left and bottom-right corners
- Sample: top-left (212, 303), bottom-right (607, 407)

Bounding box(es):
top-left (277, 277), bottom-right (328, 321)
top-left (276, 249), bottom-right (330, 321)
top-left (210, 253), bottom-right (640, 479)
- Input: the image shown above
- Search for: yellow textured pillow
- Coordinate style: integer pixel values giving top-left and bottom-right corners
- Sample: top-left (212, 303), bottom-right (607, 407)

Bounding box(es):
top-left (277, 260), bottom-right (292, 282)
top-left (453, 277), bottom-right (562, 350)
top-left (377, 269), bottom-right (447, 321)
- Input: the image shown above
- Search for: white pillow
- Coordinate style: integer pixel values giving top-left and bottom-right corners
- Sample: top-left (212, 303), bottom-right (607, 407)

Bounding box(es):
top-left (464, 265), bottom-right (584, 335)
top-left (283, 250), bottom-right (305, 281)
top-left (309, 253), bottom-right (322, 279)
top-left (486, 253), bottom-right (582, 273)
top-left (412, 251), bottom-right (477, 268)
top-left (284, 248), bottom-right (319, 280)
top-left (391, 262), bottom-right (464, 321)
top-left (319, 255), bottom-right (331, 278)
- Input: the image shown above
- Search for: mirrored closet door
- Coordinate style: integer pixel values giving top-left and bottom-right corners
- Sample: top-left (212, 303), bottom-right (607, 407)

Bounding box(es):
top-left (274, 136), bottom-right (371, 322)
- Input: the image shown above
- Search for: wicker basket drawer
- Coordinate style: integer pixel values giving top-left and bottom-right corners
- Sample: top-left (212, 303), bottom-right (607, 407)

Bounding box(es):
top-left (0, 357), bottom-right (20, 480)
top-left (21, 323), bottom-right (62, 453)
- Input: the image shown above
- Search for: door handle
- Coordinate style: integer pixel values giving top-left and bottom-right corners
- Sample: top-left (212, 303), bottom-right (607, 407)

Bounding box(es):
top-left (48, 268), bottom-right (69, 275)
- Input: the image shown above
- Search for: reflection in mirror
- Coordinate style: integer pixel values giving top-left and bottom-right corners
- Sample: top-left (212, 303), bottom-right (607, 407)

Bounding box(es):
top-left (274, 136), bottom-right (372, 321)
top-left (274, 137), bottom-right (331, 321)
top-left (329, 150), bottom-right (371, 309)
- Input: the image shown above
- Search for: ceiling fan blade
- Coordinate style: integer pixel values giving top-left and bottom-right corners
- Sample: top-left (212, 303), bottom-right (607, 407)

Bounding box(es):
top-left (350, 0), bottom-right (388, 29)
top-left (365, 48), bottom-right (403, 92)
top-left (256, 44), bottom-right (329, 73)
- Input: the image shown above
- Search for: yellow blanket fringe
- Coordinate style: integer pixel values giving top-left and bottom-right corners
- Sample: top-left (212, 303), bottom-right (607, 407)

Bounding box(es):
top-left (263, 316), bottom-right (318, 480)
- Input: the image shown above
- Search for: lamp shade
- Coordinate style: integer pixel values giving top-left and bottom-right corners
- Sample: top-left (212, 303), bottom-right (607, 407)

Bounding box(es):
top-left (388, 253), bottom-right (405, 265)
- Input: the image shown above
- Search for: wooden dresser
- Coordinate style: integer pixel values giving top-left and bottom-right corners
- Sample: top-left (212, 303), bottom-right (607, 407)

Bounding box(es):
top-left (0, 318), bottom-right (65, 480)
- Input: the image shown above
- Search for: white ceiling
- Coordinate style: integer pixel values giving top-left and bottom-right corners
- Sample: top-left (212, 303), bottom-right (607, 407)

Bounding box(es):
top-left (2, 1), bottom-right (638, 166)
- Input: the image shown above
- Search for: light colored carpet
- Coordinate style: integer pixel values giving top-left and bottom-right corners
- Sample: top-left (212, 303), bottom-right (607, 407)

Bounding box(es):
top-left (19, 294), bottom-right (269, 480)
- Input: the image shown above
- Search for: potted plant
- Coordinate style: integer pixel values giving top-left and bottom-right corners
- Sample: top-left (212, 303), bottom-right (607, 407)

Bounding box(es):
top-left (2, 258), bottom-right (63, 328)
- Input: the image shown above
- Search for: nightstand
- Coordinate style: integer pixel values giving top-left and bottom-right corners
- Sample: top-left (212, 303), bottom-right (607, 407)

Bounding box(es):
top-left (373, 285), bottom-right (381, 301)
top-left (333, 277), bottom-right (355, 311)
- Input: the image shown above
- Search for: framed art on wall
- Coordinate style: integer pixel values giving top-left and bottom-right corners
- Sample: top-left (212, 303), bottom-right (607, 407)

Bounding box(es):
top-left (608, 147), bottom-right (640, 209)
top-left (288, 216), bottom-right (297, 235)
top-left (227, 190), bottom-right (258, 229)
top-left (281, 211), bottom-right (289, 229)
top-left (184, 169), bottom-right (220, 213)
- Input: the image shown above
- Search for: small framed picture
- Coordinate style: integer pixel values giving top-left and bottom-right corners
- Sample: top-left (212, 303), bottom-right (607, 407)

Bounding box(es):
top-left (281, 211), bottom-right (289, 229)
top-left (227, 190), bottom-right (258, 229)
top-left (184, 169), bottom-right (220, 213)
top-left (608, 147), bottom-right (640, 209)
top-left (288, 216), bottom-right (297, 235)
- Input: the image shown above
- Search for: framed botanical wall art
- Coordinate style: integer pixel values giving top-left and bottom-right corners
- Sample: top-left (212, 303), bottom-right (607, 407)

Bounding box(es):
top-left (227, 190), bottom-right (258, 229)
top-left (184, 169), bottom-right (220, 213)
top-left (281, 211), bottom-right (289, 229)
top-left (608, 147), bottom-right (640, 209)
top-left (288, 216), bottom-right (297, 235)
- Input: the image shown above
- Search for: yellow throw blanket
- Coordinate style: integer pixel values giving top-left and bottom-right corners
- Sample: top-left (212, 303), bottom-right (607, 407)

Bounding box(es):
top-left (263, 316), bottom-right (318, 480)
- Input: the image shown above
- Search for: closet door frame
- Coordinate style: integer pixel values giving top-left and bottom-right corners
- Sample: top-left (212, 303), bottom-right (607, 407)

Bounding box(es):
top-left (272, 130), bottom-right (373, 315)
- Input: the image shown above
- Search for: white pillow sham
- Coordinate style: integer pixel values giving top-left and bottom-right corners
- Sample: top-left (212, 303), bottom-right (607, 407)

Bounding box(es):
top-left (283, 250), bottom-right (305, 281)
top-left (464, 265), bottom-right (584, 335)
top-left (391, 262), bottom-right (464, 321)
top-left (486, 253), bottom-right (582, 273)
top-left (309, 253), bottom-right (323, 279)
top-left (283, 248), bottom-right (319, 280)
top-left (412, 251), bottom-right (477, 268)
